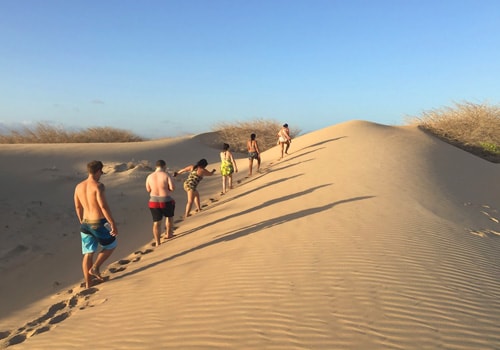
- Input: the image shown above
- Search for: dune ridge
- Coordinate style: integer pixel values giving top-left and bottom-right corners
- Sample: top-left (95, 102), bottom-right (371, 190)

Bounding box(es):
top-left (1, 121), bottom-right (499, 349)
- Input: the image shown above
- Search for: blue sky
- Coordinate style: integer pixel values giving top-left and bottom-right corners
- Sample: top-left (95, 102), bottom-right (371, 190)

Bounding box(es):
top-left (1, 0), bottom-right (499, 138)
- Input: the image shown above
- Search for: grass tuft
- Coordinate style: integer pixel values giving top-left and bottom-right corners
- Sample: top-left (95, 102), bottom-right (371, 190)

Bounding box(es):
top-left (406, 101), bottom-right (500, 163)
top-left (0, 123), bottom-right (144, 143)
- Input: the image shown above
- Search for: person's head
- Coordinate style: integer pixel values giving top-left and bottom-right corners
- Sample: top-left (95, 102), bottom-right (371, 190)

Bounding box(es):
top-left (87, 160), bottom-right (104, 176)
top-left (223, 143), bottom-right (230, 151)
top-left (156, 159), bottom-right (166, 169)
top-left (250, 133), bottom-right (256, 140)
top-left (195, 158), bottom-right (208, 169)
top-left (283, 123), bottom-right (288, 128)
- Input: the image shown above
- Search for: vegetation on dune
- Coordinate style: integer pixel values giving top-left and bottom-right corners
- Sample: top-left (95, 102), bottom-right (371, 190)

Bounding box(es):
top-left (3, 103), bottom-right (498, 165)
top-left (0, 123), bottom-right (144, 143)
top-left (211, 118), bottom-right (302, 154)
top-left (407, 101), bottom-right (500, 163)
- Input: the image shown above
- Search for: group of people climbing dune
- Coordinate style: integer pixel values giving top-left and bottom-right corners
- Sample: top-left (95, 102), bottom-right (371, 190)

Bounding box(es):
top-left (73, 123), bottom-right (293, 288)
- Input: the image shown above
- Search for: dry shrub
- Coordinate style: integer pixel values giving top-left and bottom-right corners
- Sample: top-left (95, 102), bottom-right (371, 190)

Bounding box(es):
top-left (0, 123), bottom-right (144, 143)
top-left (71, 127), bottom-right (143, 143)
top-left (211, 118), bottom-right (301, 154)
top-left (407, 102), bottom-right (500, 163)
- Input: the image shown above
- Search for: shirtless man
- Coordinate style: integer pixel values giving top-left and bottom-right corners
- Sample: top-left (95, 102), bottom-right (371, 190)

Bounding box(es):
top-left (146, 160), bottom-right (176, 246)
top-left (277, 123), bottom-right (292, 159)
top-left (247, 133), bottom-right (261, 175)
top-left (74, 160), bottom-right (118, 288)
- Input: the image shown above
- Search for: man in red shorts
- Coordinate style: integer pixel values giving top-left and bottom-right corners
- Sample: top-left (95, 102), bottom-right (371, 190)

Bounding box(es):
top-left (146, 160), bottom-right (176, 246)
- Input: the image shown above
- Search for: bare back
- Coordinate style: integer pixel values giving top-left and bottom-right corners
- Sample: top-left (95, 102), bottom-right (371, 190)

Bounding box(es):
top-left (74, 178), bottom-right (107, 222)
top-left (146, 171), bottom-right (174, 197)
top-left (247, 139), bottom-right (259, 153)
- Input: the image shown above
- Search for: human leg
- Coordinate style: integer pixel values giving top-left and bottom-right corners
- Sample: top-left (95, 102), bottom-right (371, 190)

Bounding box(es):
top-left (152, 220), bottom-right (162, 246)
top-left (81, 231), bottom-right (98, 288)
top-left (184, 190), bottom-right (194, 217)
top-left (193, 190), bottom-right (201, 211)
top-left (248, 158), bottom-right (253, 175)
top-left (165, 216), bottom-right (173, 238)
top-left (285, 141), bottom-right (290, 154)
top-left (90, 247), bottom-right (115, 281)
top-left (82, 253), bottom-right (94, 288)
top-left (228, 174), bottom-right (233, 189)
top-left (257, 155), bottom-right (261, 172)
top-left (222, 175), bottom-right (227, 194)
top-left (149, 207), bottom-right (164, 245)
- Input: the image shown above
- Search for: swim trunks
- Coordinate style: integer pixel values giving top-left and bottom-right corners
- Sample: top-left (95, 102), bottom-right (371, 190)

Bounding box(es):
top-left (220, 159), bottom-right (234, 176)
top-left (248, 152), bottom-right (259, 160)
top-left (184, 170), bottom-right (203, 191)
top-left (80, 218), bottom-right (117, 254)
top-left (149, 195), bottom-right (176, 221)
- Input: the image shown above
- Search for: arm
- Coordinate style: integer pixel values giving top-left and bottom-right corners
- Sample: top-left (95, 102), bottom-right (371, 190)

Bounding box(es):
top-left (254, 141), bottom-right (260, 154)
top-left (74, 188), bottom-right (84, 223)
top-left (284, 128), bottom-right (291, 141)
top-left (230, 152), bottom-right (238, 172)
top-left (145, 175), bottom-right (152, 193)
top-left (174, 164), bottom-right (193, 177)
top-left (200, 168), bottom-right (216, 176)
top-left (96, 183), bottom-right (118, 235)
top-left (167, 173), bottom-right (175, 191)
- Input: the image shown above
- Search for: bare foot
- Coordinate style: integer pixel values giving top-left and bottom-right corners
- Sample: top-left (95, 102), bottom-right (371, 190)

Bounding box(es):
top-left (89, 266), bottom-right (104, 282)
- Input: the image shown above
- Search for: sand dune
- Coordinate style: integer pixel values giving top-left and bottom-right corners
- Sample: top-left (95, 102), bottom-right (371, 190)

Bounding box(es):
top-left (1, 121), bottom-right (499, 349)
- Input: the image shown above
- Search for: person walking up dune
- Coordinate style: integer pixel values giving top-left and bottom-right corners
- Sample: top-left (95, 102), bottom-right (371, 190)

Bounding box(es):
top-left (247, 133), bottom-right (261, 175)
top-left (74, 160), bottom-right (118, 288)
top-left (277, 123), bottom-right (292, 159)
top-left (220, 143), bottom-right (238, 194)
top-left (174, 159), bottom-right (216, 218)
top-left (146, 159), bottom-right (176, 246)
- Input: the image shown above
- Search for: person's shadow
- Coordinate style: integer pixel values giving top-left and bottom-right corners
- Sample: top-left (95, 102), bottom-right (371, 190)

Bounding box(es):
top-left (112, 195), bottom-right (375, 281)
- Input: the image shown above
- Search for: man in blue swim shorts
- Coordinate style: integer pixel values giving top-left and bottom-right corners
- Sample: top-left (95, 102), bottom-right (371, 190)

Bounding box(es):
top-left (74, 160), bottom-right (118, 288)
top-left (146, 160), bottom-right (176, 246)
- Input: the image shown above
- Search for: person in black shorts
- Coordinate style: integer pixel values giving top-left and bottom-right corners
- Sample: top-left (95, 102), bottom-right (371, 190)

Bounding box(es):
top-left (146, 160), bottom-right (176, 246)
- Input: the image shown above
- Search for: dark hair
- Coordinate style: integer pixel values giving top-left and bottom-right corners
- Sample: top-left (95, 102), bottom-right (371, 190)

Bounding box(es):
top-left (87, 160), bottom-right (104, 175)
top-left (223, 143), bottom-right (230, 151)
top-left (156, 159), bottom-right (166, 168)
top-left (250, 133), bottom-right (256, 140)
top-left (194, 158), bottom-right (208, 169)
top-left (283, 123), bottom-right (288, 127)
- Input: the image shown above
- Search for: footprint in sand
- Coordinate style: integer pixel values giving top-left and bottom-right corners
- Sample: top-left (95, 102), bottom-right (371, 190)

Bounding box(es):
top-left (109, 266), bottom-right (127, 274)
top-left (1, 244), bottom-right (160, 347)
top-left (2, 287), bottom-right (99, 347)
top-left (108, 248), bottom-right (153, 273)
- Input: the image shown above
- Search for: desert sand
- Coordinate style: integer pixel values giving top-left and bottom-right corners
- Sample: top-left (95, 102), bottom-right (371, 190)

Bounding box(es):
top-left (0, 121), bottom-right (499, 349)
